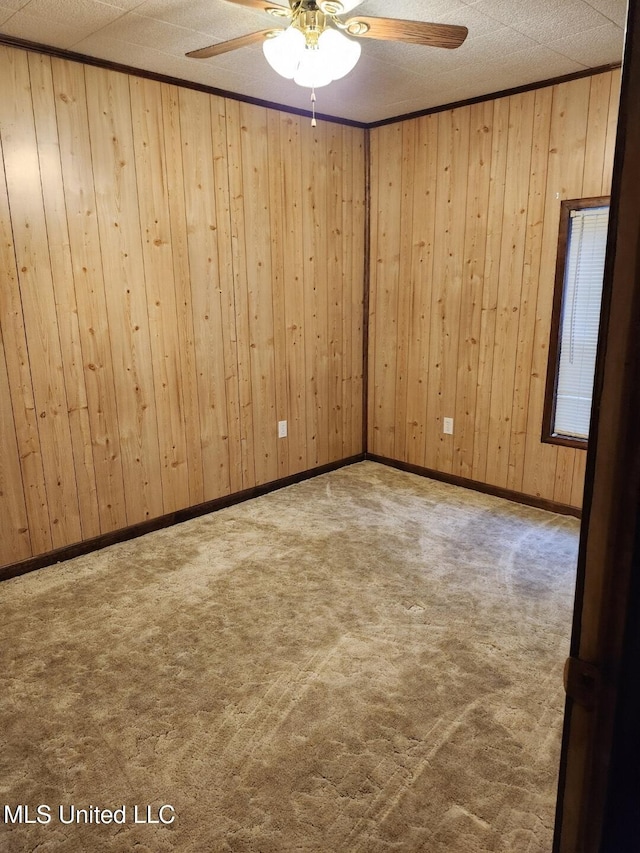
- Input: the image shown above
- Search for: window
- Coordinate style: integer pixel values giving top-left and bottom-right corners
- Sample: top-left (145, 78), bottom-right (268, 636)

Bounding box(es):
top-left (543, 197), bottom-right (610, 448)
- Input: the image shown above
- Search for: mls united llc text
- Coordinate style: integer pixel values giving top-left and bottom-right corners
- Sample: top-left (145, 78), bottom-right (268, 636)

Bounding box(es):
top-left (3, 804), bottom-right (176, 825)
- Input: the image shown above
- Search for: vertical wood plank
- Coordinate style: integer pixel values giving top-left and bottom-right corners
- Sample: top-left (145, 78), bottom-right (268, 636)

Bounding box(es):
top-left (279, 114), bottom-right (308, 472)
top-left (327, 121), bottom-right (344, 463)
top-left (472, 96), bottom-right (510, 483)
top-left (0, 47), bottom-right (82, 548)
top-left (0, 149), bottom-right (50, 555)
top-left (0, 329), bottom-right (31, 563)
top-left (84, 64), bottom-right (164, 524)
top-left (454, 100), bottom-right (493, 479)
top-left (485, 92), bottom-right (535, 488)
top-left (238, 103), bottom-right (277, 485)
top-left (340, 124), bottom-right (355, 461)
top-left (210, 95), bottom-right (243, 495)
top-left (267, 109), bottom-right (290, 478)
top-left (51, 57), bottom-right (127, 534)
top-left (178, 86), bottom-right (232, 500)
top-left (300, 120), bottom-right (321, 466)
top-left (367, 127), bottom-right (380, 454)
top-left (571, 450), bottom-right (588, 508)
top-left (554, 447), bottom-right (577, 505)
top-left (393, 119), bottom-right (417, 462)
top-left (602, 69), bottom-right (622, 194)
top-left (424, 109), bottom-right (451, 471)
top-left (370, 122), bottom-right (402, 458)
top-left (28, 52), bottom-right (101, 541)
top-left (160, 83), bottom-right (205, 506)
top-left (583, 72), bottom-right (614, 198)
top-left (225, 98), bottom-right (255, 489)
top-left (267, 112), bottom-right (289, 476)
top-left (426, 108), bottom-right (470, 473)
top-left (404, 114), bottom-right (438, 467)
top-left (349, 129), bottom-right (366, 458)
top-left (317, 121), bottom-right (331, 467)
top-left (507, 86), bottom-right (553, 494)
top-left (309, 121), bottom-right (331, 467)
top-left (129, 75), bottom-right (190, 514)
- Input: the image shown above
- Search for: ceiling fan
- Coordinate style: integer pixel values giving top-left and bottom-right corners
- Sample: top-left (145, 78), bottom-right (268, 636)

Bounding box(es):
top-left (187, 0), bottom-right (468, 122)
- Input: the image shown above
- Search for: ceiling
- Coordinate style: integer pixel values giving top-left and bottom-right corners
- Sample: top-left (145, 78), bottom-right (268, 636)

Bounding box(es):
top-left (0, 0), bottom-right (628, 124)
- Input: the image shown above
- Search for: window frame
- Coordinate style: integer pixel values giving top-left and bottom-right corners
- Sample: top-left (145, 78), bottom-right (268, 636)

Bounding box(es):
top-left (542, 196), bottom-right (610, 450)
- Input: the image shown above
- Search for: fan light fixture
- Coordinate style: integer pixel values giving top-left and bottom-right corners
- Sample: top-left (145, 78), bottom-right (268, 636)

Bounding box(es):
top-left (262, 1), bottom-right (362, 122)
top-left (263, 25), bottom-right (361, 89)
top-left (186, 0), bottom-right (469, 128)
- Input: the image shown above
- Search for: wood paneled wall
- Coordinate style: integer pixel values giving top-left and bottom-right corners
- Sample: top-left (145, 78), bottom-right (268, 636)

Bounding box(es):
top-left (0, 46), bottom-right (365, 568)
top-left (0, 45), bottom-right (622, 568)
top-left (368, 70), bottom-right (620, 509)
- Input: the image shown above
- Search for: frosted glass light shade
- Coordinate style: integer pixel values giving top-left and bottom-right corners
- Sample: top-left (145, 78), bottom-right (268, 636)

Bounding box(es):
top-left (262, 27), bottom-right (305, 79)
top-left (317, 28), bottom-right (361, 80)
top-left (293, 48), bottom-right (334, 88)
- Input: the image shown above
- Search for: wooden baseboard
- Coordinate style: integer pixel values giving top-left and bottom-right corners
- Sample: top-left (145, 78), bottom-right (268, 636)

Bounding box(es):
top-left (0, 454), bottom-right (365, 583)
top-left (1, 451), bottom-right (580, 583)
top-left (366, 454), bottom-right (582, 519)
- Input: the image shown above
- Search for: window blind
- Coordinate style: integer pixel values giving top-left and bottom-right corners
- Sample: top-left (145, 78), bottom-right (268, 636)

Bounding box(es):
top-left (554, 205), bottom-right (609, 440)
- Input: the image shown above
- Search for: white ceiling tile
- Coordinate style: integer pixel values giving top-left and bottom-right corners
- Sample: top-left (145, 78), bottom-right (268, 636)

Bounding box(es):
top-left (435, 27), bottom-right (539, 70)
top-left (18, 0), bottom-right (125, 27)
top-left (351, 0), bottom-right (467, 19)
top-left (96, 12), bottom-right (210, 54)
top-left (429, 2), bottom-right (506, 37)
top-left (74, 33), bottom-right (185, 72)
top-left (471, 0), bottom-right (612, 41)
top-left (549, 22), bottom-right (625, 65)
top-left (479, 44), bottom-right (586, 80)
top-left (0, 6), bottom-right (18, 23)
top-left (582, 0), bottom-right (628, 27)
top-left (136, 0), bottom-right (268, 35)
top-left (460, 0), bottom-right (538, 27)
top-left (1, 8), bottom-right (112, 45)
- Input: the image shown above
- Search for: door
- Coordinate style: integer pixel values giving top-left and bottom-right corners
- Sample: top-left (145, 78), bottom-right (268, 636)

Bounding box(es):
top-left (553, 1), bottom-right (640, 849)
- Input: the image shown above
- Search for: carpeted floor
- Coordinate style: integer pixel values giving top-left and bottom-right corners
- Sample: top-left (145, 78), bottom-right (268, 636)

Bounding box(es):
top-left (0, 461), bottom-right (579, 852)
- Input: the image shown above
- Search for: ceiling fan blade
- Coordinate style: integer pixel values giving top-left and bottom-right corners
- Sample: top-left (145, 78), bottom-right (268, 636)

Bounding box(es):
top-left (223, 0), bottom-right (291, 13)
top-left (344, 17), bottom-right (468, 49)
top-left (186, 29), bottom-right (277, 59)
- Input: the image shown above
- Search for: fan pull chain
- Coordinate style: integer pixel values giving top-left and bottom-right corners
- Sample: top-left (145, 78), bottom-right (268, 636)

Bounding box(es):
top-left (311, 87), bottom-right (317, 127)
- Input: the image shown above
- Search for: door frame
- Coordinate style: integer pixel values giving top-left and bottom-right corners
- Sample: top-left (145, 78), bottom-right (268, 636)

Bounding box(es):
top-left (553, 0), bottom-right (640, 849)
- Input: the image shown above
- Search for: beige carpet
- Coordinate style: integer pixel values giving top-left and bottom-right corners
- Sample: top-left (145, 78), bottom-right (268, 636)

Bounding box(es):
top-left (0, 461), bottom-right (579, 852)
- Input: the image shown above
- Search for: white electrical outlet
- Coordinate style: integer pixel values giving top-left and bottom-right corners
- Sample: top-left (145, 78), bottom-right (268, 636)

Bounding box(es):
top-left (443, 417), bottom-right (454, 435)
top-left (278, 420), bottom-right (288, 438)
